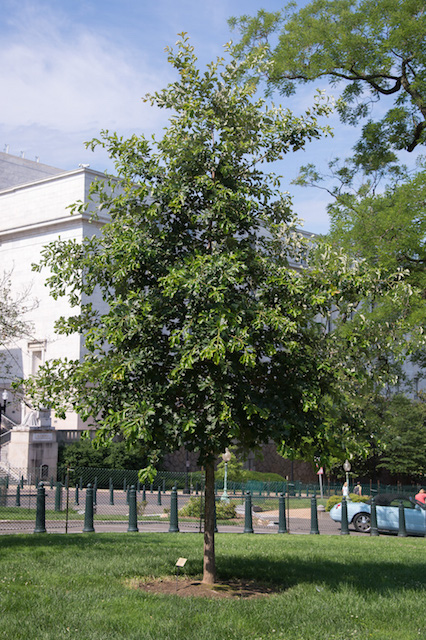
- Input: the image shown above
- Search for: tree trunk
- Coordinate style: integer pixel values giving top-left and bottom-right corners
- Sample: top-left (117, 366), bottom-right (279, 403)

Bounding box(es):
top-left (203, 458), bottom-right (216, 584)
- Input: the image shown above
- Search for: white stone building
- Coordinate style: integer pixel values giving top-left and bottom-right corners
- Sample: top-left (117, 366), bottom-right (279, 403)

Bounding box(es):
top-left (0, 152), bottom-right (108, 478)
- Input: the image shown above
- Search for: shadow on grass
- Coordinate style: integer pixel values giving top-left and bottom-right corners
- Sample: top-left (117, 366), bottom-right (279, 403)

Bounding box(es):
top-left (216, 552), bottom-right (426, 595)
top-left (0, 532), bottom-right (424, 596)
top-left (0, 531), bottom-right (181, 551)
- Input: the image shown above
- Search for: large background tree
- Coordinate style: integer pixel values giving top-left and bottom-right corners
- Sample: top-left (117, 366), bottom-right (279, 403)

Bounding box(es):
top-left (231, 0), bottom-right (426, 156)
top-left (232, 1), bottom-right (426, 472)
top-left (294, 158), bottom-right (426, 301)
top-left (23, 36), bottom-right (418, 583)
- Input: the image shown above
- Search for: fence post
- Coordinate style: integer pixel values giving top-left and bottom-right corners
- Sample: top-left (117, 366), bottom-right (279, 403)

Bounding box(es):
top-left (55, 482), bottom-right (62, 512)
top-left (20, 475), bottom-right (24, 489)
top-left (126, 486), bottom-right (130, 505)
top-left (123, 478), bottom-right (127, 493)
top-left (163, 478), bottom-right (166, 494)
top-left (340, 497), bottom-right (349, 535)
top-left (157, 487), bottom-right (162, 506)
top-left (244, 491), bottom-right (254, 533)
top-left (109, 480), bottom-right (114, 505)
top-left (15, 484), bottom-right (21, 507)
top-left (142, 485), bottom-right (146, 501)
top-left (169, 486), bottom-right (179, 533)
top-left (370, 497), bottom-right (379, 536)
top-left (83, 484), bottom-right (95, 533)
top-left (310, 495), bottom-right (319, 535)
top-left (34, 483), bottom-right (46, 534)
top-left (93, 478), bottom-right (97, 506)
top-left (278, 493), bottom-right (287, 533)
top-left (75, 484), bottom-right (79, 506)
top-left (398, 500), bottom-right (407, 537)
top-left (127, 486), bottom-right (139, 532)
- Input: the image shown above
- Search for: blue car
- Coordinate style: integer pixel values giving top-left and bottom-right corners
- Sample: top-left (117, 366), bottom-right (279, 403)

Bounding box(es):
top-left (329, 494), bottom-right (426, 535)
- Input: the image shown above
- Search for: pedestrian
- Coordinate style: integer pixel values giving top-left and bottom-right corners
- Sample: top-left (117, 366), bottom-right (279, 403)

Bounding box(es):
top-left (353, 482), bottom-right (362, 496)
top-left (342, 481), bottom-right (349, 497)
top-left (415, 488), bottom-right (426, 505)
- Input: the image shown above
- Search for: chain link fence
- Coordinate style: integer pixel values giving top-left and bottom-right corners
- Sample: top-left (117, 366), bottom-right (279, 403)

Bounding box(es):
top-left (0, 467), bottom-right (422, 536)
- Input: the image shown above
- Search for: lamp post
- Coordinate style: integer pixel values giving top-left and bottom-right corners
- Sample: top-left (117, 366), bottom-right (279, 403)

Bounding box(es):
top-left (0, 390), bottom-right (8, 424)
top-left (183, 451), bottom-right (190, 494)
top-left (343, 459), bottom-right (351, 494)
top-left (220, 448), bottom-right (232, 503)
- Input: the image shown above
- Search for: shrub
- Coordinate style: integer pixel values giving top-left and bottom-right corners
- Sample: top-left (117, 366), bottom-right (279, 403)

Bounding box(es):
top-left (216, 501), bottom-right (237, 519)
top-left (179, 496), bottom-right (203, 518)
top-left (179, 496), bottom-right (236, 519)
top-left (137, 500), bottom-right (147, 516)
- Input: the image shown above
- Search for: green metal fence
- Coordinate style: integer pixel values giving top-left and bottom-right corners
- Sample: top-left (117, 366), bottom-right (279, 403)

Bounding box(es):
top-left (2, 467), bottom-right (422, 498)
top-left (0, 469), bottom-right (424, 536)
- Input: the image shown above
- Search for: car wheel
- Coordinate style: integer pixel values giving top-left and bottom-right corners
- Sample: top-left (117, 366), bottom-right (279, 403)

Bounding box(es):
top-left (353, 513), bottom-right (371, 533)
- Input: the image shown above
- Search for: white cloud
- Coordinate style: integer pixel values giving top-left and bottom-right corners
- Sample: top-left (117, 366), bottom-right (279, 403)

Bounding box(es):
top-left (0, 3), bottom-right (171, 136)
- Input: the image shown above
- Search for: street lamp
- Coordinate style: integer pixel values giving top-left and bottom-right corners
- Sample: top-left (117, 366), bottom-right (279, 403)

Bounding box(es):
top-left (183, 451), bottom-right (190, 494)
top-left (343, 459), bottom-right (351, 493)
top-left (220, 448), bottom-right (232, 503)
top-left (0, 390), bottom-right (8, 424)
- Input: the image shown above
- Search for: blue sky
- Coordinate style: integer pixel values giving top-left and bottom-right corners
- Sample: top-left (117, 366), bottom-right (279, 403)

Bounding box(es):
top-left (1, 0), bottom-right (364, 233)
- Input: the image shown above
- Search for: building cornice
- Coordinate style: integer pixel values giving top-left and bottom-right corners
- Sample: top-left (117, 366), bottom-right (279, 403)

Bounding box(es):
top-left (0, 212), bottom-right (109, 243)
top-left (0, 167), bottom-right (107, 196)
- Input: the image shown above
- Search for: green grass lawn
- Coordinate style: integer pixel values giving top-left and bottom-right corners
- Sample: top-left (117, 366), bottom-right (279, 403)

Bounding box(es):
top-left (0, 532), bottom-right (424, 640)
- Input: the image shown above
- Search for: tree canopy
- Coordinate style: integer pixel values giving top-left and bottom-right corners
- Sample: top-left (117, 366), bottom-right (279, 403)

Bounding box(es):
top-left (376, 394), bottom-right (426, 479)
top-left (22, 35), bottom-right (420, 582)
top-left (230, 0), bottom-right (426, 156)
top-left (58, 440), bottom-right (148, 471)
top-left (295, 159), bottom-right (426, 292)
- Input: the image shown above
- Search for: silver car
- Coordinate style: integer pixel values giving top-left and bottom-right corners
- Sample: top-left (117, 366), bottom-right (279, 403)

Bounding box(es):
top-left (329, 494), bottom-right (426, 535)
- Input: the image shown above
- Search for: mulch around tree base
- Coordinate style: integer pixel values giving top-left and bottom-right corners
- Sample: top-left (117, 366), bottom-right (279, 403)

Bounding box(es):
top-left (132, 577), bottom-right (281, 599)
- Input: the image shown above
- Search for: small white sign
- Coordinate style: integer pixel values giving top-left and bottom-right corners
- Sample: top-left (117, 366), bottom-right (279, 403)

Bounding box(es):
top-left (175, 557), bottom-right (187, 568)
top-left (32, 433), bottom-right (54, 442)
top-left (317, 467), bottom-right (324, 475)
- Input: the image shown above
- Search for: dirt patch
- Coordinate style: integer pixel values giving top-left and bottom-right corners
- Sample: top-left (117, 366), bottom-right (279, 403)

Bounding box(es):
top-left (130, 577), bottom-right (281, 599)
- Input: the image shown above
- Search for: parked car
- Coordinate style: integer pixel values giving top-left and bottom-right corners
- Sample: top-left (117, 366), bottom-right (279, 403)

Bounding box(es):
top-left (329, 494), bottom-right (426, 535)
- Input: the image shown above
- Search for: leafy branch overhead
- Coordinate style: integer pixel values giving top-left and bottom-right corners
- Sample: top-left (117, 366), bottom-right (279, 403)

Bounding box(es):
top-left (231, 0), bottom-right (426, 154)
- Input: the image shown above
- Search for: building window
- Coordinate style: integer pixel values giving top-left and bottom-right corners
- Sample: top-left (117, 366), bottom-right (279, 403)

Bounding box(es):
top-left (28, 341), bottom-right (46, 375)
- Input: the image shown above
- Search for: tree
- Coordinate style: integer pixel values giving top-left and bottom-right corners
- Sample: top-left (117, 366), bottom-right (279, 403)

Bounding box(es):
top-left (21, 36), bottom-right (418, 583)
top-left (377, 394), bottom-right (426, 479)
top-left (58, 440), bottom-right (149, 470)
top-left (294, 154), bottom-right (426, 380)
top-left (295, 159), bottom-right (426, 290)
top-left (230, 0), bottom-right (426, 156)
top-left (329, 392), bottom-right (426, 481)
top-left (0, 270), bottom-right (35, 383)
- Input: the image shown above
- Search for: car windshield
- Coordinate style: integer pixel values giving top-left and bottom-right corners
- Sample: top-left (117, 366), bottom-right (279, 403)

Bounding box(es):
top-left (369, 494), bottom-right (415, 507)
